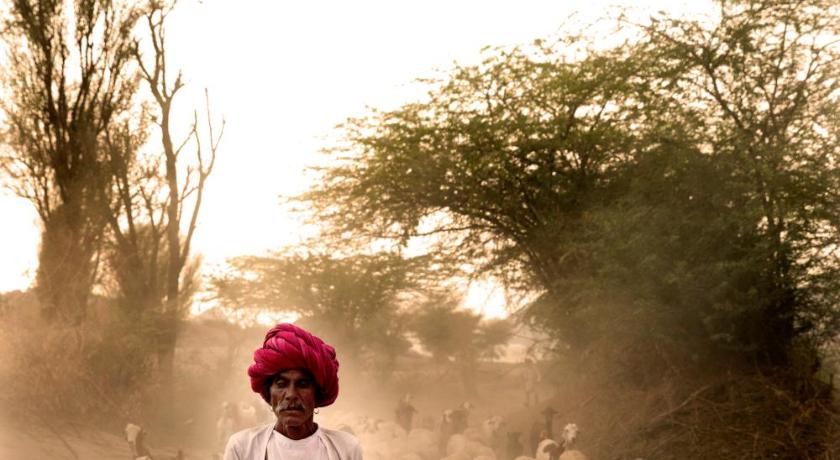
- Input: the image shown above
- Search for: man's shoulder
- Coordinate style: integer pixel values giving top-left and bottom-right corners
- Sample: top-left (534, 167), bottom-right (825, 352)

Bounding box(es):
top-left (229, 424), bottom-right (273, 444)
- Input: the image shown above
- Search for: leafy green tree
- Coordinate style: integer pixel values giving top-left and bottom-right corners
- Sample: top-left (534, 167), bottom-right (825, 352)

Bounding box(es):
top-left (301, 1), bottom-right (840, 365)
top-left (300, 40), bottom-right (656, 342)
top-left (636, 0), bottom-right (840, 362)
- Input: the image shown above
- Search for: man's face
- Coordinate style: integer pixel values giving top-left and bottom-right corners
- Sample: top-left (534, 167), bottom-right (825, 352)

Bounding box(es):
top-left (269, 369), bottom-right (317, 429)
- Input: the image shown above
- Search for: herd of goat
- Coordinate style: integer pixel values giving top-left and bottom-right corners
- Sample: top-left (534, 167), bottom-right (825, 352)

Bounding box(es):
top-left (327, 409), bottom-right (589, 460)
top-left (126, 403), bottom-right (592, 459)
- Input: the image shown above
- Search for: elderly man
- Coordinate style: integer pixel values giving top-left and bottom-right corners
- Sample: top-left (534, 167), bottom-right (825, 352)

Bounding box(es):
top-left (223, 323), bottom-right (363, 460)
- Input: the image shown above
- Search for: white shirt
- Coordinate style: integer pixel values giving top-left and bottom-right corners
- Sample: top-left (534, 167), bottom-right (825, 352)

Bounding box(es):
top-left (224, 423), bottom-right (362, 460)
top-left (266, 427), bottom-right (329, 460)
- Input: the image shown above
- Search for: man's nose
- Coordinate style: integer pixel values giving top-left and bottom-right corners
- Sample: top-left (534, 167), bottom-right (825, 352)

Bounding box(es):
top-left (284, 384), bottom-right (300, 400)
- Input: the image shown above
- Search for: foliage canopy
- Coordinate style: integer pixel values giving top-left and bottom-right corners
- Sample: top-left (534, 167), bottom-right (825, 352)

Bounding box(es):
top-left (301, 0), bottom-right (840, 363)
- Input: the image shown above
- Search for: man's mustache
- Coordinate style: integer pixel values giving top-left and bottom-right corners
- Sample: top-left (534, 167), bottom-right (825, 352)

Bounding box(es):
top-left (274, 403), bottom-right (305, 414)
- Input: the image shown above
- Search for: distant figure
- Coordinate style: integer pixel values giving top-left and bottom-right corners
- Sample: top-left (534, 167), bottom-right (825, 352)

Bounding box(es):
top-left (451, 401), bottom-right (472, 434)
top-left (541, 406), bottom-right (558, 439)
top-left (529, 419), bottom-right (543, 455)
top-left (523, 358), bottom-right (541, 407)
top-left (505, 431), bottom-right (523, 460)
top-left (395, 393), bottom-right (418, 432)
top-left (439, 409), bottom-right (455, 455)
top-left (125, 422), bottom-right (151, 459)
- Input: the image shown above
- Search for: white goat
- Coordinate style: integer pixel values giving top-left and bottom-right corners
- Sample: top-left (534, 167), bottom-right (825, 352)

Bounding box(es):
top-left (535, 437), bottom-right (561, 460)
top-left (445, 433), bottom-right (495, 459)
top-left (558, 423), bottom-right (588, 460)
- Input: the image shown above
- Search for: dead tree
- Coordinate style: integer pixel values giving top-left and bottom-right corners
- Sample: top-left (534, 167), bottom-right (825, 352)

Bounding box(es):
top-left (134, 0), bottom-right (224, 378)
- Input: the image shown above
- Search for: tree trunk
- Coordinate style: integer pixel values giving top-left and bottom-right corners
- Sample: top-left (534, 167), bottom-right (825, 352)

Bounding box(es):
top-left (36, 201), bottom-right (95, 325)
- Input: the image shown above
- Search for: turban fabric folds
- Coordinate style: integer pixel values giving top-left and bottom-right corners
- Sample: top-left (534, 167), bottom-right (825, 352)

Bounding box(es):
top-left (248, 323), bottom-right (340, 407)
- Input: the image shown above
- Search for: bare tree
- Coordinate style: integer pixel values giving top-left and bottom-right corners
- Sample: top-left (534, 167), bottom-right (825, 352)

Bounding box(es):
top-left (133, 0), bottom-right (223, 377)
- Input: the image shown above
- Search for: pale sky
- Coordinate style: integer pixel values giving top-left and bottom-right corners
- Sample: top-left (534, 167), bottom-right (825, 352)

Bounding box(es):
top-left (0, 0), bottom-right (713, 317)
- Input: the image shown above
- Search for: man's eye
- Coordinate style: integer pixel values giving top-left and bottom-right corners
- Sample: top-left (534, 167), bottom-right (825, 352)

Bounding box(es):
top-left (298, 380), bottom-right (311, 388)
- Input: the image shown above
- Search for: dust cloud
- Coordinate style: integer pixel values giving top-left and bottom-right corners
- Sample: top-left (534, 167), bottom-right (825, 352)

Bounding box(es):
top-left (0, 298), bottom-right (592, 459)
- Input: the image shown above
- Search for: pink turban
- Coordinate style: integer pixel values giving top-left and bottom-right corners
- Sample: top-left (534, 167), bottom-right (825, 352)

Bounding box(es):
top-left (248, 323), bottom-right (340, 407)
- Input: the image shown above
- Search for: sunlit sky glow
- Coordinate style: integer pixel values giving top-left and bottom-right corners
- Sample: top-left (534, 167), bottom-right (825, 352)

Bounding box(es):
top-left (0, 0), bottom-right (713, 318)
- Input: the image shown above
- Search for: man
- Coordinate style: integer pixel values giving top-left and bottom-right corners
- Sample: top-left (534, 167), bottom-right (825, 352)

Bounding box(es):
top-left (223, 323), bottom-right (363, 460)
top-left (541, 406), bottom-right (558, 440)
top-left (522, 358), bottom-right (541, 407)
top-left (528, 419), bottom-right (543, 456)
top-left (394, 393), bottom-right (417, 433)
top-left (438, 409), bottom-right (454, 456)
top-left (450, 401), bottom-right (472, 434)
top-left (505, 431), bottom-right (524, 460)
